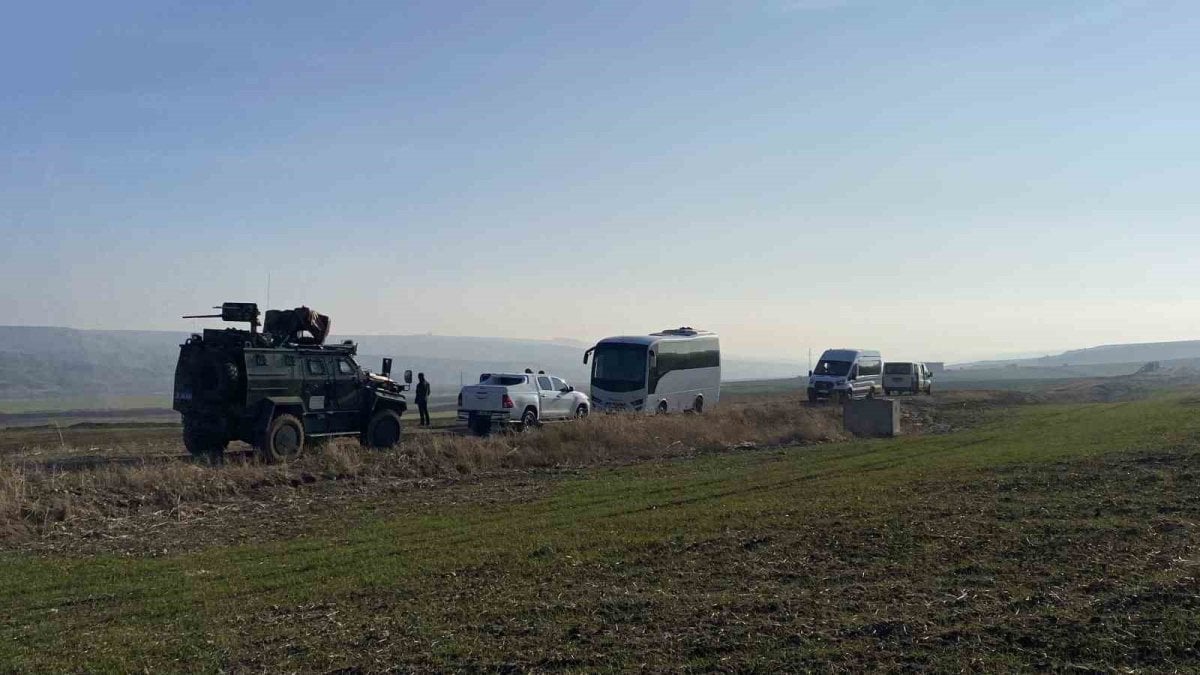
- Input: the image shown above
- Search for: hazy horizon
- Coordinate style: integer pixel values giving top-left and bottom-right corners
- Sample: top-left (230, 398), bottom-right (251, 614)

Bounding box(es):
top-left (4, 1), bottom-right (1198, 364)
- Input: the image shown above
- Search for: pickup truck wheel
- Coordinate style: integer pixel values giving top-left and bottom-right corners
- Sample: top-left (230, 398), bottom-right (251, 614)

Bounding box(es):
top-left (468, 414), bottom-right (491, 436)
top-left (365, 409), bottom-right (403, 448)
top-left (656, 400), bottom-right (669, 414)
top-left (575, 403), bottom-right (588, 419)
top-left (520, 408), bottom-right (539, 431)
top-left (693, 396), bottom-right (704, 414)
top-left (261, 414), bottom-right (304, 463)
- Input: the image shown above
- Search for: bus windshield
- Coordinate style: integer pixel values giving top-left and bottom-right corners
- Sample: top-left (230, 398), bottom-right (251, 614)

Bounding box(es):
top-left (591, 343), bottom-right (648, 393)
top-left (814, 359), bottom-right (852, 376)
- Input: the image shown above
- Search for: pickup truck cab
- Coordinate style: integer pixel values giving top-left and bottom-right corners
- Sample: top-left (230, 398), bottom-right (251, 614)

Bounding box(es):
top-left (457, 371), bottom-right (591, 435)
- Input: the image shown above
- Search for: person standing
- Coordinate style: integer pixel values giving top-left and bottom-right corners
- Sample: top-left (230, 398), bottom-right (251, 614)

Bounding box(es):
top-left (415, 372), bottom-right (431, 427)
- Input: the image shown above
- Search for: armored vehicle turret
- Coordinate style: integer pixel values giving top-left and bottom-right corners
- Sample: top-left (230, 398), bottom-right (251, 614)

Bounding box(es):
top-left (173, 302), bottom-right (412, 462)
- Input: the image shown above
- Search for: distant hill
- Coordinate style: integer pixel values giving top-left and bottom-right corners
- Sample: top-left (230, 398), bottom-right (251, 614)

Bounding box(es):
top-left (0, 326), bottom-right (805, 408)
top-left (956, 339), bottom-right (1200, 369)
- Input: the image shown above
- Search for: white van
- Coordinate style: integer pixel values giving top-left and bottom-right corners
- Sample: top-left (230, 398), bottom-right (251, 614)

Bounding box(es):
top-left (883, 362), bottom-right (933, 396)
top-left (807, 349), bottom-right (882, 403)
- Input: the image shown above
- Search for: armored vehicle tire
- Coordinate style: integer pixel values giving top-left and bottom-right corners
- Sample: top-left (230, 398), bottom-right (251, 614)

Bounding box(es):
top-left (365, 409), bottom-right (403, 448)
top-left (261, 414), bottom-right (304, 463)
top-left (182, 417), bottom-right (227, 462)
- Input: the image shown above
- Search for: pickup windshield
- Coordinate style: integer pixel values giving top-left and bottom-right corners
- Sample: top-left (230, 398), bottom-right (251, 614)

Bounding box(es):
top-left (591, 343), bottom-right (648, 393)
top-left (480, 375), bottom-right (526, 386)
top-left (814, 359), bottom-right (852, 377)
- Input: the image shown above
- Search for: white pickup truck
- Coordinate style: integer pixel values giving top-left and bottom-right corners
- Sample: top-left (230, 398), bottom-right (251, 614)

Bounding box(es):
top-left (457, 372), bottom-right (591, 435)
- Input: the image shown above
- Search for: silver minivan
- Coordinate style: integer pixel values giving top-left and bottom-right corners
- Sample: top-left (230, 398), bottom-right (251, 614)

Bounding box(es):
top-left (807, 349), bottom-right (883, 403)
top-left (883, 361), bottom-right (933, 396)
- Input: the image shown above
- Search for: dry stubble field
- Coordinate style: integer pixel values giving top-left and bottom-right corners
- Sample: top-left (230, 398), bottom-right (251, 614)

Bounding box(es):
top-left (3, 386), bottom-right (1200, 671)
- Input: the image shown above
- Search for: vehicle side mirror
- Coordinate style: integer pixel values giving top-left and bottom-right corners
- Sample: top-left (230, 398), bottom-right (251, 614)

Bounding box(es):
top-left (381, 357), bottom-right (393, 377)
top-left (807, 370), bottom-right (812, 377)
top-left (403, 369), bottom-right (413, 384)
top-left (649, 351), bottom-right (656, 369)
top-left (562, 386), bottom-right (573, 393)
top-left (583, 347), bottom-right (593, 365)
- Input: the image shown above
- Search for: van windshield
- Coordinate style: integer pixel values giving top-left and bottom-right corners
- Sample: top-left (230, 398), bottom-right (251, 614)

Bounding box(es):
top-left (592, 343), bottom-right (648, 393)
top-left (814, 359), bottom-right (852, 376)
top-left (884, 363), bottom-right (913, 374)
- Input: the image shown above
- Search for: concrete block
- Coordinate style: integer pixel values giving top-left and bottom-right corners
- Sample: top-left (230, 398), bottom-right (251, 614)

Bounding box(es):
top-left (843, 398), bottom-right (900, 437)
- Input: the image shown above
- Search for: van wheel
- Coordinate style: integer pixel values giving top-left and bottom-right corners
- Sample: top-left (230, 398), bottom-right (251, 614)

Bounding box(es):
top-left (657, 400), bottom-right (669, 414)
top-left (365, 409), bottom-right (403, 448)
top-left (693, 396), bottom-right (704, 414)
top-left (261, 414), bottom-right (304, 463)
top-left (520, 407), bottom-right (539, 431)
top-left (575, 404), bottom-right (588, 419)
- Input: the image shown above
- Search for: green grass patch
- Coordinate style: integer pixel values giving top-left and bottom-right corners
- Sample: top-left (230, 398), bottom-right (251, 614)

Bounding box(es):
top-left (4, 395), bottom-right (1200, 670)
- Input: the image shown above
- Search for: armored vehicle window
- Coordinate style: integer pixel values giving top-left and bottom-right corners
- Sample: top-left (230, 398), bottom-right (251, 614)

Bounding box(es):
top-left (306, 359), bottom-right (327, 376)
top-left (537, 376), bottom-right (554, 391)
top-left (337, 359), bottom-right (355, 376)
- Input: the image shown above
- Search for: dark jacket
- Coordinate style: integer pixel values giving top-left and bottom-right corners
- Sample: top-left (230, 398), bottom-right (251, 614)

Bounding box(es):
top-left (415, 380), bottom-right (431, 402)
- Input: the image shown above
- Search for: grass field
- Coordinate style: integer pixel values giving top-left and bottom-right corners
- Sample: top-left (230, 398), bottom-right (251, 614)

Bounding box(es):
top-left (3, 391), bottom-right (1200, 670)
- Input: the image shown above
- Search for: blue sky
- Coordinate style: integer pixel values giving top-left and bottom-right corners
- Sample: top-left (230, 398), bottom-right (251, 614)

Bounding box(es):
top-left (2, 0), bottom-right (1197, 361)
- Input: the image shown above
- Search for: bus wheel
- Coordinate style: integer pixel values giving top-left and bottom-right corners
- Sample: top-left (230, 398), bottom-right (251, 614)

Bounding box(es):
top-left (657, 400), bottom-right (669, 414)
top-left (693, 396), bottom-right (704, 414)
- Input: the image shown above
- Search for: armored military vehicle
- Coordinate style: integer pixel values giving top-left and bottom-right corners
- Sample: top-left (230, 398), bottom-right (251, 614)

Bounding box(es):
top-left (173, 302), bottom-right (412, 462)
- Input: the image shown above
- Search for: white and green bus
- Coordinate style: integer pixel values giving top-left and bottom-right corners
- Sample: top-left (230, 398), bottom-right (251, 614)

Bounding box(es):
top-left (583, 328), bottom-right (720, 414)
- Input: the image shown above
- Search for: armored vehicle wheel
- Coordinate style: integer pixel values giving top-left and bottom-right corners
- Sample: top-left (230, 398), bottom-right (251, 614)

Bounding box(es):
top-left (365, 409), bottom-right (403, 448)
top-left (261, 414), bottom-right (304, 463)
top-left (182, 416), bottom-right (227, 462)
